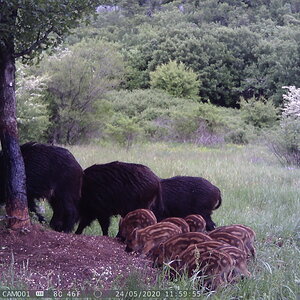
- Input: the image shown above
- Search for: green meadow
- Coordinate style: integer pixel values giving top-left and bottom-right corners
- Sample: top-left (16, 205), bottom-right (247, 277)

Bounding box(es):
top-left (66, 142), bottom-right (300, 299)
top-left (2, 142), bottom-right (300, 299)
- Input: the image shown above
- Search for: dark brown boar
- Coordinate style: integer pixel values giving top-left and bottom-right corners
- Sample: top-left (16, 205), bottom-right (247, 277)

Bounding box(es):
top-left (75, 161), bottom-right (163, 235)
top-left (152, 176), bottom-right (222, 231)
top-left (0, 142), bottom-right (83, 233)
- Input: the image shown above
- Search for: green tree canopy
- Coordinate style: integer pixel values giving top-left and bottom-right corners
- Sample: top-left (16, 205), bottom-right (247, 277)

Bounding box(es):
top-left (0, 1), bottom-right (101, 61)
top-left (76, 0), bottom-right (300, 107)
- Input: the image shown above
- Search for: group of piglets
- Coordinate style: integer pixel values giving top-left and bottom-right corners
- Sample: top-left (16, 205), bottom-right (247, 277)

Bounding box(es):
top-left (118, 209), bottom-right (256, 290)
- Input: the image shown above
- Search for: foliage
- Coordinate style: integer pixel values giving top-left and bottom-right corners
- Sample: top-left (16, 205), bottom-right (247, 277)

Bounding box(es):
top-left (102, 89), bottom-right (252, 145)
top-left (5, 0), bottom-right (300, 147)
top-left (38, 39), bottom-right (124, 144)
top-left (169, 106), bottom-right (201, 143)
top-left (102, 89), bottom-right (185, 140)
top-left (150, 60), bottom-right (200, 100)
top-left (239, 96), bottom-right (279, 129)
top-left (196, 102), bottom-right (252, 145)
top-left (16, 64), bottom-right (50, 143)
top-left (270, 118), bottom-right (300, 166)
top-left (0, 0), bottom-right (102, 61)
top-left (103, 89), bottom-right (184, 120)
top-left (270, 86), bottom-right (300, 167)
top-left (73, 0), bottom-right (300, 107)
top-left (282, 85), bottom-right (300, 118)
top-left (104, 114), bottom-right (142, 150)
top-left (246, 26), bottom-right (300, 105)
top-left (67, 143), bottom-right (300, 297)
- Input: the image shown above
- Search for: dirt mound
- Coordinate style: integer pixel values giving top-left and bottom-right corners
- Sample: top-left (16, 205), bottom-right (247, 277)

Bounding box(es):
top-left (0, 225), bottom-right (158, 290)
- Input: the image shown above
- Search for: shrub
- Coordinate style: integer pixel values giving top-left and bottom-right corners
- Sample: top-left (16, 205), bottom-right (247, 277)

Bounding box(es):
top-left (102, 89), bottom-right (185, 140)
top-left (103, 89), bottom-right (183, 119)
top-left (269, 86), bottom-right (300, 167)
top-left (168, 103), bottom-right (202, 143)
top-left (150, 60), bottom-right (200, 100)
top-left (239, 96), bottom-right (279, 129)
top-left (197, 102), bottom-right (251, 145)
top-left (102, 89), bottom-right (255, 145)
top-left (105, 114), bottom-right (143, 150)
top-left (269, 119), bottom-right (300, 167)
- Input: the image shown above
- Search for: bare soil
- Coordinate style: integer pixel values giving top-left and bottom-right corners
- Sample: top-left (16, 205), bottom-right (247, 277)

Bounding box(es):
top-left (0, 224), bottom-right (158, 290)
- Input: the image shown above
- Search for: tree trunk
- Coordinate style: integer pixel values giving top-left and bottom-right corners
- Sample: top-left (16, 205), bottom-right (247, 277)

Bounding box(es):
top-left (0, 44), bottom-right (31, 230)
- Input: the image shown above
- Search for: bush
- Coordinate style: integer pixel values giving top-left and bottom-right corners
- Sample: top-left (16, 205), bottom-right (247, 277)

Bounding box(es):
top-left (224, 128), bottom-right (249, 144)
top-left (105, 114), bottom-right (143, 150)
top-left (102, 89), bottom-right (255, 145)
top-left (239, 96), bottom-right (279, 129)
top-left (102, 89), bottom-right (185, 140)
top-left (269, 119), bottom-right (300, 167)
top-left (168, 103), bottom-right (203, 143)
top-left (150, 60), bottom-right (200, 100)
top-left (269, 86), bottom-right (300, 167)
top-left (196, 102), bottom-right (251, 145)
top-left (103, 89), bottom-right (183, 119)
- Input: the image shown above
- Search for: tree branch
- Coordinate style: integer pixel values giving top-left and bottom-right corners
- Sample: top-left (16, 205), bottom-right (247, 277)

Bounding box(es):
top-left (14, 26), bottom-right (54, 58)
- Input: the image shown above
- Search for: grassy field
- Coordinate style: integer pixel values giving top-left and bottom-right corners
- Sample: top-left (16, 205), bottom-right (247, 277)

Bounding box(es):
top-left (69, 142), bottom-right (300, 299)
top-left (2, 142), bottom-right (300, 299)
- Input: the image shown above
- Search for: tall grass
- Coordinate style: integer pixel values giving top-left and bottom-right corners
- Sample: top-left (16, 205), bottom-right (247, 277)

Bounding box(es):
top-left (2, 142), bottom-right (300, 298)
top-left (70, 143), bottom-right (300, 234)
top-left (68, 142), bottom-right (300, 299)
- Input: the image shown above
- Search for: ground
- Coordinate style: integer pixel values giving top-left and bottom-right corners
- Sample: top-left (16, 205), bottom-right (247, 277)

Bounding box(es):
top-left (0, 224), bottom-right (158, 291)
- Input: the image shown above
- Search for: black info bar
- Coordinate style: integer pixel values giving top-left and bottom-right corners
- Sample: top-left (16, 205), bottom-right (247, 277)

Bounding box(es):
top-left (1, 289), bottom-right (204, 299)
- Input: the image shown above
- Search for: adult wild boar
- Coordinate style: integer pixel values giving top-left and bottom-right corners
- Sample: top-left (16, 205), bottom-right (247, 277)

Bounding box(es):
top-left (152, 176), bottom-right (222, 231)
top-left (75, 161), bottom-right (163, 235)
top-left (0, 142), bottom-right (83, 233)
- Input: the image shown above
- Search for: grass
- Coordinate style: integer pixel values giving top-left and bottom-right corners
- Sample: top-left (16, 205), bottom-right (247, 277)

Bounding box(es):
top-left (2, 142), bottom-right (300, 299)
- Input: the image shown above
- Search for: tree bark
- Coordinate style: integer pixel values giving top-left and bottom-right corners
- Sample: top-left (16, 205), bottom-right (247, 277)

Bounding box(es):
top-left (0, 44), bottom-right (31, 230)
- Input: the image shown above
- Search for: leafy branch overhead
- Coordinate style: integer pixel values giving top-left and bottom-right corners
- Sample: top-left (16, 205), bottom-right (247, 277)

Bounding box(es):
top-left (0, 1), bottom-right (101, 60)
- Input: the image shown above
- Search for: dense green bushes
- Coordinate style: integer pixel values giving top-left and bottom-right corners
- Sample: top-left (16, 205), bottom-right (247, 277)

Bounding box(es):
top-left (100, 89), bottom-right (278, 146)
top-left (15, 1), bottom-right (300, 168)
top-left (17, 61), bottom-right (282, 147)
